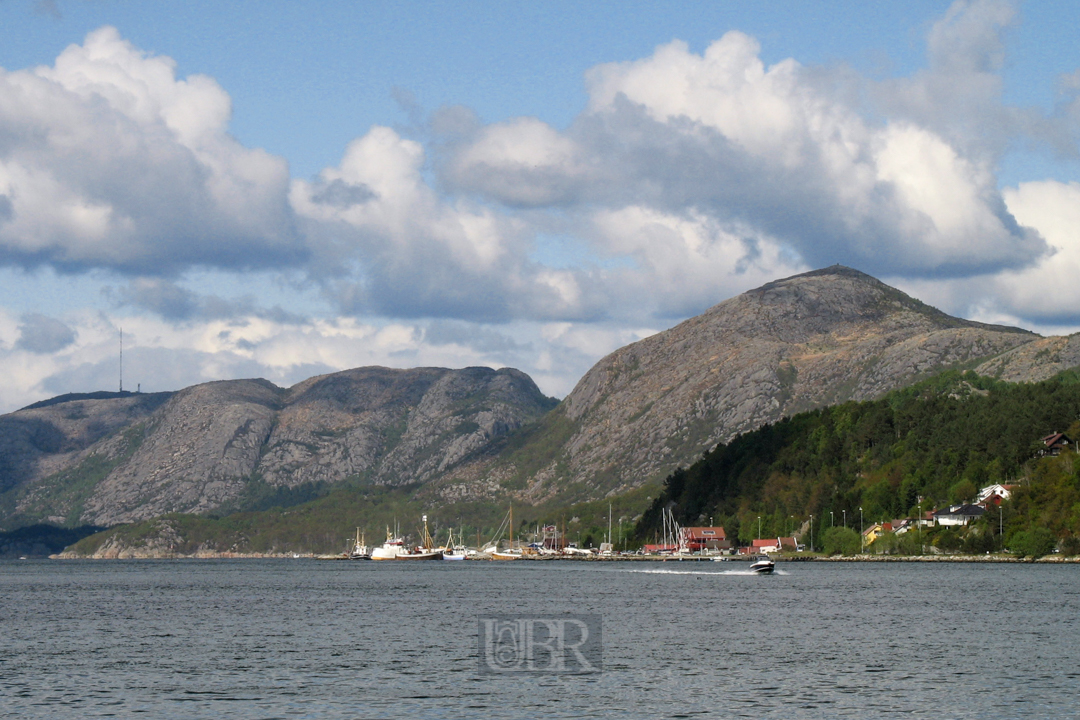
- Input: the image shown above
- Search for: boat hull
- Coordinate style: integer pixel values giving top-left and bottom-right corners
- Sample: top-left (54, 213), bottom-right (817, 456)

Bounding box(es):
top-left (395, 550), bottom-right (444, 560)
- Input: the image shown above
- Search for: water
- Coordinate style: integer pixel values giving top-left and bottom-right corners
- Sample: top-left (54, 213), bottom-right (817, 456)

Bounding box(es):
top-left (1, 559), bottom-right (1078, 719)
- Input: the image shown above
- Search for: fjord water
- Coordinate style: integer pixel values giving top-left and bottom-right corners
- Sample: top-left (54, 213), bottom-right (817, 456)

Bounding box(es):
top-left (2, 560), bottom-right (1077, 719)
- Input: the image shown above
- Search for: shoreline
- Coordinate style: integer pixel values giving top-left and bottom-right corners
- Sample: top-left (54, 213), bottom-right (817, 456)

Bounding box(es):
top-left (44, 551), bottom-right (1080, 563)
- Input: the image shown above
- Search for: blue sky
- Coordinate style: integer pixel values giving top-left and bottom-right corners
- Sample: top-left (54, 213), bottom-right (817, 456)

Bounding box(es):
top-left (0, 0), bottom-right (1078, 412)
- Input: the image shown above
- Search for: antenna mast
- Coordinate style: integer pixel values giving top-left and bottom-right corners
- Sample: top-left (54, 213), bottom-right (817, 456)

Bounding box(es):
top-left (119, 327), bottom-right (123, 392)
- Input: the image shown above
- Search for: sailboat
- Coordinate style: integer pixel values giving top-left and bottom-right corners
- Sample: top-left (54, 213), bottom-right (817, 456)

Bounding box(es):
top-left (490, 505), bottom-right (522, 561)
top-left (350, 527), bottom-right (370, 560)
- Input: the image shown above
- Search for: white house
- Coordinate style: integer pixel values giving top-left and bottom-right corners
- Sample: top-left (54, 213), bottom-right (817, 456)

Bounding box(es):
top-left (976, 484), bottom-right (1014, 506)
top-left (933, 504), bottom-right (985, 527)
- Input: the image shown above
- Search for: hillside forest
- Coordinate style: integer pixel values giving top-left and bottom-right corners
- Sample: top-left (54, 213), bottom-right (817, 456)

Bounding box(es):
top-left (636, 370), bottom-right (1080, 556)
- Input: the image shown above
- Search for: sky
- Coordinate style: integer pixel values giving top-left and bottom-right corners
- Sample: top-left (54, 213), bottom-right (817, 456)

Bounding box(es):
top-left (0, 0), bottom-right (1078, 413)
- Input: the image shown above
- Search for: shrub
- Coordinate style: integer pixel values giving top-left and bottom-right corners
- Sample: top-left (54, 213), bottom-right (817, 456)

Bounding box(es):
top-left (1010, 528), bottom-right (1057, 559)
top-left (822, 526), bottom-right (861, 556)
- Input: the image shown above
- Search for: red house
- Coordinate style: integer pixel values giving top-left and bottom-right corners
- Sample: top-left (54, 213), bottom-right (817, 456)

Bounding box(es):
top-left (1042, 433), bottom-right (1072, 457)
top-left (678, 527), bottom-right (731, 552)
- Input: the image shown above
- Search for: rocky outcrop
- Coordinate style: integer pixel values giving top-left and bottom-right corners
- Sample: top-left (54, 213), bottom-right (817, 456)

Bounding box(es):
top-left (974, 334), bottom-right (1080, 382)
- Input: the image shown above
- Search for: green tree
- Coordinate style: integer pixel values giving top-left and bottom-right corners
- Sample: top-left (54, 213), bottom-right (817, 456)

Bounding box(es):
top-left (949, 479), bottom-right (977, 504)
top-left (822, 526), bottom-right (861, 556)
top-left (1009, 528), bottom-right (1057, 559)
top-left (933, 527), bottom-right (962, 551)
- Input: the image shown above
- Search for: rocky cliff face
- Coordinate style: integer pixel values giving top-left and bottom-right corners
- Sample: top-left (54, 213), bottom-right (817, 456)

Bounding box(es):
top-left (0, 392), bottom-right (173, 525)
top-left (469, 266), bottom-right (1055, 502)
top-left (1, 367), bottom-right (556, 528)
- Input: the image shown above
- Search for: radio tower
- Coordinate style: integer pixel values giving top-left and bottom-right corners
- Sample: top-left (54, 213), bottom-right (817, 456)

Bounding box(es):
top-left (119, 327), bottom-right (123, 393)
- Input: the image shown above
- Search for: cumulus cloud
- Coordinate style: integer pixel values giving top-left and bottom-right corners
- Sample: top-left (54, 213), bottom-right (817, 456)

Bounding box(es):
top-left (443, 16), bottom-right (1047, 280)
top-left (291, 125), bottom-right (606, 322)
top-left (5, 3), bottom-right (1080, 414)
top-left (107, 277), bottom-right (309, 324)
top-left (0, 26), bottom-right (302, 276)
top-left (16, 313), bottom-right (76, 353)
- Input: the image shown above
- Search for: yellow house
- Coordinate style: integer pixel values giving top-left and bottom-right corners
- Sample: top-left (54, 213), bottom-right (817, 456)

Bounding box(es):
top-left (862, 522), bottom-right (893, 545)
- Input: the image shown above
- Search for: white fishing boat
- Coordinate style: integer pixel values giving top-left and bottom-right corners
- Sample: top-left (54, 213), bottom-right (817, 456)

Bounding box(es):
top-left (350, 527), bottom-right (370, 560)
top-left (394, 515), bottom-right (443, 561)
top-left (371, 528), bottom-right (406, 561)
top-left (439, 528), bottom-right (466, 561)
top-left (749, 555), bottom-right (775, 574)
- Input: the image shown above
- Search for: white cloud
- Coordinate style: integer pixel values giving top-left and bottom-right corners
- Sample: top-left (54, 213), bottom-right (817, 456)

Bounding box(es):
top-left (977, 180), bottom-right (1080, 322)
top-left (291, 125), bottom-right (600, 322)
top-left (445, 13), bottom-right (1045, 279)
top-left (4, 3), bottom-right (1080, 415)
top-left (0, 26), bottom-right (301, 275)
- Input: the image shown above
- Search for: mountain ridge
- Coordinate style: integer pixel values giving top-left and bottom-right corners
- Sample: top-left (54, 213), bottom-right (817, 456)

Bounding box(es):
top-left (438, 265), bottom-right (1064, 505)
top-left (0, 366), bottom-right (556, 529)
top-left (3, 265), bottom-right (1080, 534)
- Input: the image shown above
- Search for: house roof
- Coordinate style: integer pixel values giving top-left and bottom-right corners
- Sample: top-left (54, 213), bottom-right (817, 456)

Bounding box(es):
top-left (752, 538), bottom-right (779, 548)
top-left (934, 504), bottom-right (985, 518)
top-left (681, 526), bottom-right (727, 539)
top-left (1044, 432), bottom-right (1071, 447)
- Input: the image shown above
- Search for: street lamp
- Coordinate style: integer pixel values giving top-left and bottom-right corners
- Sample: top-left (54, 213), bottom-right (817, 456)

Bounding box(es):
top-left (810, 514), bottom-right (814, 552)
top-left (842, 510), bottom-right (846, 529)
top-left (859, 506), bottom-right (864, 553)
top-left (757, 516), bottom-right (761, 540)
top-left (830, 511), bottom-right (834, 528)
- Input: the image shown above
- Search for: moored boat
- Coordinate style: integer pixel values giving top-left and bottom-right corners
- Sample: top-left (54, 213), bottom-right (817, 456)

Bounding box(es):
top-left (489, 505), bottom-right (521, 560)
top-left (394, 515), bottom-right (443, 560)
top-left (371, 528), bottom-right (406, 560)
top-left (439, 528), bottom-right (466, 561)
top-left (396, 547), bottom-right (444, 560)
top-left (350, 527), bottom-right (371, 560)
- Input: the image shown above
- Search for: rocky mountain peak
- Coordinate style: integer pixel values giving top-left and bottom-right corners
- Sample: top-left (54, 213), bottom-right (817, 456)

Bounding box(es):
top-left (499, 266), bottom-right (1048, 503)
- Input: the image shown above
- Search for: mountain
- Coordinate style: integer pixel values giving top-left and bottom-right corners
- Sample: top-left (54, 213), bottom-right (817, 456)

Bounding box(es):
top-left (5, 265), bottom-right (1080, 539)
top-left (0, 366), bottom-right (556, 529)
top-left (446, 266), bottom-right (1078, 503)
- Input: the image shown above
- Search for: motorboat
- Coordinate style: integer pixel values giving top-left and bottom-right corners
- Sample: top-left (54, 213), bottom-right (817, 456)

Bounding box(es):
top-left (749, 555), bottom-right (775, 574)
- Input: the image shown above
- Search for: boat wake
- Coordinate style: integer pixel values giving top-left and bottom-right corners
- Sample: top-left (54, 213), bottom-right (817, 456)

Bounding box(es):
top-left (612, 568), bottom-right (789, 576)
